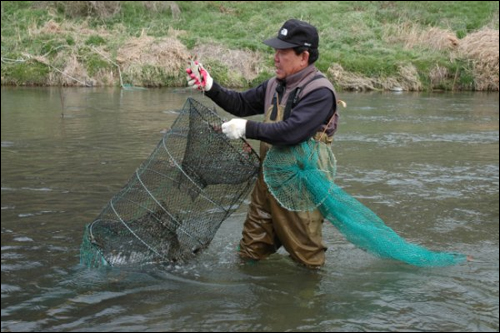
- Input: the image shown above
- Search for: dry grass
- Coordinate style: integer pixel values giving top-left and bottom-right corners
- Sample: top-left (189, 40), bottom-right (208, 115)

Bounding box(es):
top-left (113, 33), bottom-right (189, 87)
top-left (22, 20), bottom-right (116, 86)
top-left (327, 63), bottom-right (376, 91)
top-left (33, 19), bottom-right (113, 39)
top-left (384, 22), bottom-right (459, 51)
top-left (192, 44), bottom-right (268, 87)
top-left (54, 53), bottom-right (89, 85)
top-left (429, 64), bottom-right (452, 89)
top-left (19, 20), bottom-right (191, 87)
top-left (141, 1), bottom-right (181, 20)
top-left (36, 1), bottom-right (122, 19)
top-left (383, 22), bottom-right (498, 90)
top-left (117, 33), bottom-right (190, 75)
top-left (458, 28), bottom-right (499, 91)
top-left (327, 63), bottom-right (422, 91)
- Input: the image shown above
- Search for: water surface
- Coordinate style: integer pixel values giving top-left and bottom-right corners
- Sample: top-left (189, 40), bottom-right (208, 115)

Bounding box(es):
top-left (1, 87), bottom-right (498, 331)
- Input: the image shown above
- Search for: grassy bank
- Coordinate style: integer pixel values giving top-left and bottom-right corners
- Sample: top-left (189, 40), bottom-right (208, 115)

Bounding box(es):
top-left (1, 1), bottom-right (498, 91)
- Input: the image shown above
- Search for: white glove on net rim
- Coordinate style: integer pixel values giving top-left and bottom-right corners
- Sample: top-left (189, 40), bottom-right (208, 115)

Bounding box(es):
top-left (221, 119), bottom-right (247, 140)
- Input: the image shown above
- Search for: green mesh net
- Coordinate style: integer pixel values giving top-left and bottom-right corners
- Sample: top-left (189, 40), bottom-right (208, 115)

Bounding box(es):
top-left (263, 138), bottom-right (337, 211)
top-left (80, 98), bottom-right (260, 268)
top-left (264, 139), bottom-right (466, 267)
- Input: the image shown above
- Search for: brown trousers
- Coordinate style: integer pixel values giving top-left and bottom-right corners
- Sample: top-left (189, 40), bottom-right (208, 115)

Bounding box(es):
top-left (238, 165), bottom-right (327, 268)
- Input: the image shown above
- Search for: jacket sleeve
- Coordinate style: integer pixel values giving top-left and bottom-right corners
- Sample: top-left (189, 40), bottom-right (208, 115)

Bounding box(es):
top-left (204, 81), bottom-right (268, 117)
top-left (245, 88), bottom-right (335, 146)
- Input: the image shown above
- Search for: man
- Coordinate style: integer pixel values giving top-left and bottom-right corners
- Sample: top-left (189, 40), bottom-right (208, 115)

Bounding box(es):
top-left (186, 19), bottom-right (338, 268)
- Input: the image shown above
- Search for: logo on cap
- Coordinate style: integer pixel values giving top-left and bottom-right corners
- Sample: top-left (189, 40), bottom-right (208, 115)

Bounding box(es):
top-left (280, 28), bottom-right (288, 36)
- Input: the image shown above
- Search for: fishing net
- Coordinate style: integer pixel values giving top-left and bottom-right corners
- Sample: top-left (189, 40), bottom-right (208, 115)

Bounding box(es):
top-left (80, 98), bottom-right (260, 268)
top-left (264, 139), bottom-right (466, 267)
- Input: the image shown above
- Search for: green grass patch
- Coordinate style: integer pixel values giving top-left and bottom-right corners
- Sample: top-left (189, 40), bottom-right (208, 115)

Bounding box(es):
top-left (1, 1), bottom-right (498, 90)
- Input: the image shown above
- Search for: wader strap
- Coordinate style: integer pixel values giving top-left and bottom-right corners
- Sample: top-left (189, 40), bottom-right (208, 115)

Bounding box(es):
top-left (270, 82), bottom-right (285, 121)
top-left (283, 74), bottom-right (324, 121)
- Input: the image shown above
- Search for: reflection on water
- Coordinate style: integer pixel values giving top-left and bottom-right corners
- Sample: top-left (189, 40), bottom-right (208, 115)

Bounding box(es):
top-left (1, 87), bottom-right (499, 331)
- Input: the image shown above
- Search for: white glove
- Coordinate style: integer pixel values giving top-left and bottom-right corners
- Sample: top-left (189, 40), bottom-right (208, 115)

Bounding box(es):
top-left (221, 119), bottom-right (247, 140)
top-left (185, 61), bottom-right (213, 91)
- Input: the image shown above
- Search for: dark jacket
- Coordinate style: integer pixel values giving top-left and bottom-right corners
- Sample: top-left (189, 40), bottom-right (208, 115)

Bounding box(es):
top-left (205, 64), bottom-right (337, 146)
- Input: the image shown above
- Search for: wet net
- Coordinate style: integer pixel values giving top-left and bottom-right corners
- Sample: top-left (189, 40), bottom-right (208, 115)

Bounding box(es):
top-left (264, 139), bottom-right (466, 267)
top-left (80, 98), bottom-right (260, 268)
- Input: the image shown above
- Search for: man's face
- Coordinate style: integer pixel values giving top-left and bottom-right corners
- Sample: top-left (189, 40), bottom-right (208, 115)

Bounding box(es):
top-left (273, 48), bottom-right (309, 80)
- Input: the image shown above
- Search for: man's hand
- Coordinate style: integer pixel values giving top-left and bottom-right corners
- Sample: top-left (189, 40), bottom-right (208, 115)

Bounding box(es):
top-left (186, 61), bottom-right (213, 91)
top-left (221, 119), bottom-right (247, 140)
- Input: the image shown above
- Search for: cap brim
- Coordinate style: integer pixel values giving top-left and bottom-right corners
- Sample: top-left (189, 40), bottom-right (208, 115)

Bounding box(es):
top-left (263, 37), bottom-right (299, 49)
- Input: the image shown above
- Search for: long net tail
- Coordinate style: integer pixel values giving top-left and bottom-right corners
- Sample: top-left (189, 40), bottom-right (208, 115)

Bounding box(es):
top-left (305, 171), bottom-right (466, 266)
top-left (264, 140), bottom-right (466, 267)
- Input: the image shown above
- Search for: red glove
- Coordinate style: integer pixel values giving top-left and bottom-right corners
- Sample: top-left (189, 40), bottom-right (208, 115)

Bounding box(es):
top-left (186, 61), bottom-right (213, 91)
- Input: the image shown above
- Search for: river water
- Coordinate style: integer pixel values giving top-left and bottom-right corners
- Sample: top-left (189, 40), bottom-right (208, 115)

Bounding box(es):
top-left (1, 87), bottom-right (498, 331)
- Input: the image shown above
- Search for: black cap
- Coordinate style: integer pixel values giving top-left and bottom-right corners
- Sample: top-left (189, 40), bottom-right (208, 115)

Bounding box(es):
top-left (263, 19), bottom-right (319, 49)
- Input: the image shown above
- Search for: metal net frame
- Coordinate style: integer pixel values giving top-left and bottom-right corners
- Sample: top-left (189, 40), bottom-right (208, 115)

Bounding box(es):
top-left (81, 98), bottom-right (260, 268)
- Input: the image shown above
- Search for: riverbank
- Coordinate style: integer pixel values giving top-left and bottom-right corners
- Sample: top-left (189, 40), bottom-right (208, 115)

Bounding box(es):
top-left (1, 1), bottom-right (498, 91)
